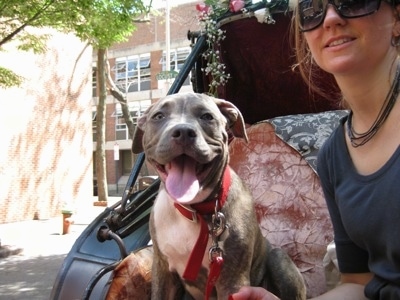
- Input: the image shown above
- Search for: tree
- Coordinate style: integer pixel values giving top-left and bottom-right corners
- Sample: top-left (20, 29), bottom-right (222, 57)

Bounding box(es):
top-left (106, 58), bottom-right (136, 140)
top-left (76, 0), bottom-right (150, 202)
top-left (0, 0), bottom-right (152, 201)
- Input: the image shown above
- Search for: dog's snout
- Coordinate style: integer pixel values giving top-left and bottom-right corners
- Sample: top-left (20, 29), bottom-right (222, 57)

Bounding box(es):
top-left (171, 124), bottom-right (197, 144)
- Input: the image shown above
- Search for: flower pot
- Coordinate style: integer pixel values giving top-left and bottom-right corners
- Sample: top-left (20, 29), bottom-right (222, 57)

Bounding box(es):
top-left (61, 211), bottom-right (73, 235)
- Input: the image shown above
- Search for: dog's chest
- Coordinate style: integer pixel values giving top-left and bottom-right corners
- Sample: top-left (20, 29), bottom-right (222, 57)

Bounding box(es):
top-left (152, 190), bottom-right (214, 275)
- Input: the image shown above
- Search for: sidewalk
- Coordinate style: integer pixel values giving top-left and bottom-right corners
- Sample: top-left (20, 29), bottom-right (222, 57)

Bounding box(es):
top-left (0, 197), bottom-right (121, 258)
top-left (0, 197), bottom-right (121, 300)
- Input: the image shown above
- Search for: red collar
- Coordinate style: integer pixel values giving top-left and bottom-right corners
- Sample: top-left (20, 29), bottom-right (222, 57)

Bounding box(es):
top-left (173, 167), bottom-right (231, 282)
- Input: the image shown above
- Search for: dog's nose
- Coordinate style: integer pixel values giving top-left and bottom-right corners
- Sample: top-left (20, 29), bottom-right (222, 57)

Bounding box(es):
top-left (171, 124), bottom-right (197, 144)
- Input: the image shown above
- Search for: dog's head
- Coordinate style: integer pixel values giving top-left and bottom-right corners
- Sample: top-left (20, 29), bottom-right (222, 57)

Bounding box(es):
top-left (131, 92), bottom-right (248, 204)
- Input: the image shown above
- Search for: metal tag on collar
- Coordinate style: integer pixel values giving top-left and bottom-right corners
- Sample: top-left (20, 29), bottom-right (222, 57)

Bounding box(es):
top-left (212, 211), bottom-right (226, 238)
top-left (208, 245), bottom-right (223, 262)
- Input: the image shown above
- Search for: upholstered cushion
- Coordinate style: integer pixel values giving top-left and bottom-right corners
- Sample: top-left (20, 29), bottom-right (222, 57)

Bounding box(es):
top-left (105, 246), bottom-right (153, 300)
top-left (229, 121), bottom-right (334, 297)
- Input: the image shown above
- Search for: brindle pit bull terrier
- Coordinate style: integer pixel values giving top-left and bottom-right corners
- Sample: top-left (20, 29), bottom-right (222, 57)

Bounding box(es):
top-left (132, 92), bottom-right (306, 300)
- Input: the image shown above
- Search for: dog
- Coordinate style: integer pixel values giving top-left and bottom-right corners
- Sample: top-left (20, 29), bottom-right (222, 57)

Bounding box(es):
top-left (132, 92), bottom-right (306, 300)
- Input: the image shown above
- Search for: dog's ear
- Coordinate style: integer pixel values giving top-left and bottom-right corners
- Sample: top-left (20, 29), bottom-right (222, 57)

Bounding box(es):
top-left (212, 97), bottom-right (249, 143)
top-left (131, 106), bottom-right (151, 154)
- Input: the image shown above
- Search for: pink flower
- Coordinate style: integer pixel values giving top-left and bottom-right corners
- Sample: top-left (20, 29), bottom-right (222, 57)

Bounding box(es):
top-left (229, 0), bottom-right (245, 12)
top-left (196, 3), bottom-right (210, 14)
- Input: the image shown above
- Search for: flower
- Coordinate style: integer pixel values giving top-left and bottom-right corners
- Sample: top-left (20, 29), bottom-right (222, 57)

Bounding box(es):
top-left (229, 0), bottom-right (246, 12)
top-left (196, 3), bottom-right (210, 15)
top-left (197, 15), bottom-right (230, 95)
top-left (196, 0), bottom-right (251, 95)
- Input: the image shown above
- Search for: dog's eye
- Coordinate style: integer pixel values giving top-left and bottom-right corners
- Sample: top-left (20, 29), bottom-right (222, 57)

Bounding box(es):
top-left (200, 113), bottom-right (213, 121)
top-left (152, 112), bottom-right (164, 120)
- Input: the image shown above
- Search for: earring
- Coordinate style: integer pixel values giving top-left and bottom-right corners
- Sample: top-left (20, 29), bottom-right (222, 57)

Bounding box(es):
top-left (391, 36), bottom-right (400, 47)
top-left (392, 16), bottom-right (400, 47)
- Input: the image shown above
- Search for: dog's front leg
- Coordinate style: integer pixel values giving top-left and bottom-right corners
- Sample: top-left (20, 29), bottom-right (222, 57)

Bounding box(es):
top-left (265, 248), bottom-right (306, 300)
top-left (151, 241), bottom-right (185, 300)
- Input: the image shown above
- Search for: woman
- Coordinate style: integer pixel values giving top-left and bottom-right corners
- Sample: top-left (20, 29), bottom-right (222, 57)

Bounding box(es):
top-left (231, 0), bottom-right (400, 299)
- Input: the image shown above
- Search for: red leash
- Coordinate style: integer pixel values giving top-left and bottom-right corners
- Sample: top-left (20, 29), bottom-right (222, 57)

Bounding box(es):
top-left (205, 250), bottom-right (224, 299)
top-left (174, 167), bottom-right (231, 298)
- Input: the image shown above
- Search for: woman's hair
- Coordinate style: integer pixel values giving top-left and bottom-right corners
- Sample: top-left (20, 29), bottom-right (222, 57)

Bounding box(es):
top-left (290, 5), bottom-right (330, 98)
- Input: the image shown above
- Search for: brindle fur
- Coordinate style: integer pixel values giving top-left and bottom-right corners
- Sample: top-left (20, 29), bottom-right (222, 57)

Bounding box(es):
top-left (132, 92), bottom-right (306, 300)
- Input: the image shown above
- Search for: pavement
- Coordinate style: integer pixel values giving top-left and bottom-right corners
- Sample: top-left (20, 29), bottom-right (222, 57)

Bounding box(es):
top-left (0, 197), bottom-right (121, 300)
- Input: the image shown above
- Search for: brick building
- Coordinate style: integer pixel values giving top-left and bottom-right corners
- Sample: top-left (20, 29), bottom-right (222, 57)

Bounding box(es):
top-left (93, 0), bottom-right (201, 194)
top-left (0, 28), bottom-right (93, 223)
top-left (0, 1), bottom-right (201, 224)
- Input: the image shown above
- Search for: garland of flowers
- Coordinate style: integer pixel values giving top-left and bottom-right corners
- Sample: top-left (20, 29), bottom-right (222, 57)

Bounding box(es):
top-left (196, 0), bottom-right (251, 96)
top-left (195, 0), bottom-right (288, 96)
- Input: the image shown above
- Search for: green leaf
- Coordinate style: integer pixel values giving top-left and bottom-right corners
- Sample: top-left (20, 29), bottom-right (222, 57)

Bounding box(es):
top-left (0, 67), bottom-right (23, 88)
top-left (0, 0), bottom-right (152, 87)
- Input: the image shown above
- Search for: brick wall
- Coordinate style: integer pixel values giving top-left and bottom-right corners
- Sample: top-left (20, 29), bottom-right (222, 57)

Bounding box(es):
top-left (109, 1), bottom-right (201, 55)
top-left (93, 1), bottom-right (201, 194)
top-left (151, 50), bottom-right (163, 90)
top-left (0, 28), bottom-right (93, 223)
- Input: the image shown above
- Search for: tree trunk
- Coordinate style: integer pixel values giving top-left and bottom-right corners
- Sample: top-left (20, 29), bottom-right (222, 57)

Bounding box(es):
top-left (95, 48), bottom-right (109, 202)
top-left (105, 57), bottom-right (135, 140)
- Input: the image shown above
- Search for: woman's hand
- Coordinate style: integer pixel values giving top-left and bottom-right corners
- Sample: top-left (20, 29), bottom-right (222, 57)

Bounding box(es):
top-left (230, 286), bottom-right (280, 300)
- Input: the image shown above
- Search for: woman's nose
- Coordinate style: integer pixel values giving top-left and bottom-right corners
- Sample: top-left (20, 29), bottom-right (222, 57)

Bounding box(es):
top-left (323, 5), bottom-right (346, 29)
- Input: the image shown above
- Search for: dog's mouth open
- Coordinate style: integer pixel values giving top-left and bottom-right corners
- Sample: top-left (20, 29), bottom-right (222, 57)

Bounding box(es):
top-left (153, 155), bottom-right (211, 203)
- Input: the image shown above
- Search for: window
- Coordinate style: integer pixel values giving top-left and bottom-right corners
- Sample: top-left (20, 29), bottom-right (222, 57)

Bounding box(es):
top-left (160, 47), bottom-right (191, 85)
top-left (115, 124), bottom-right (128, 140)
top-left (113, 54), bottom-right (151, 93)
top-left (92, 109), bottom-right (97, 141)
top-left (160, 47), bottom-right (191, 71)
top-left (112, 100), bottom-right (151, 140)
top-left (92, 65), bottom-right (97, 97)
top-left (121, 150), bottom-right (133, 175)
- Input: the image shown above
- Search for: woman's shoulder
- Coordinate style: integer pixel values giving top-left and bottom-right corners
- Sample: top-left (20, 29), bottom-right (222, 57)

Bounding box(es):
top-left (318, 115), bottom-right (347, 160)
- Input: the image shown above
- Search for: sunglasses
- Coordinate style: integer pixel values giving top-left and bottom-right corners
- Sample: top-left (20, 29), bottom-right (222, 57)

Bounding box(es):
top-left (298, 0), bottom-right (384, 31)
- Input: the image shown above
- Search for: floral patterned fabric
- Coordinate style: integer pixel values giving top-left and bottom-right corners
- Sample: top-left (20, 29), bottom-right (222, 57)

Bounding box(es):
top-left (267, 110), bottom-right (348, 171)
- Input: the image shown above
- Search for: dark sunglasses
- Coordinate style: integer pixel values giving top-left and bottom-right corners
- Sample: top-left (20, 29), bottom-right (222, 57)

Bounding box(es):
top-left (298, 0), bottom-right (384, 31)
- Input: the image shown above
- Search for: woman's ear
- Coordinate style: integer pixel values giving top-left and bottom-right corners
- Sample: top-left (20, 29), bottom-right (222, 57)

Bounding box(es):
top-left (392, 6), bottom-right (400, 47)
top-left (394, 6), bottom-right (400, 37)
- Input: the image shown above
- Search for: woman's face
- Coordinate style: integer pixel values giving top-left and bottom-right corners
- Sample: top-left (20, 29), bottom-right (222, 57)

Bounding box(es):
top-left (303, 2), bottom-right (398, 77)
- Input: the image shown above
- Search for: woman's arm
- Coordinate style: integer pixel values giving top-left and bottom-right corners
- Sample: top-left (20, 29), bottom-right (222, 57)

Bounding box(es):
top-left (310, 283), bottom-right (366, 300)
top-left (229, 286), bottom-right (279, 300)
top-left (311, 273), bottom-right (373, 300)
top-left (230, 273), bottom-right (373, 300)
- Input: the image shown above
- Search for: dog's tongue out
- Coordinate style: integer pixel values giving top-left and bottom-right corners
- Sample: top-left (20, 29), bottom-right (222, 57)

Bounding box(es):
top-left (166, 156), bottom-right (199, 203)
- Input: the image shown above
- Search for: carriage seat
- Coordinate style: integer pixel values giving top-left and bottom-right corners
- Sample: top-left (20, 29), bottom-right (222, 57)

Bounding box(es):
top-left (105, 110), bottom-right (347, 299)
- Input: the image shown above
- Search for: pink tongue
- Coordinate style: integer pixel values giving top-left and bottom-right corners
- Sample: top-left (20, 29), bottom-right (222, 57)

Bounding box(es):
top-left (166, 156), bottom-right (199, 203)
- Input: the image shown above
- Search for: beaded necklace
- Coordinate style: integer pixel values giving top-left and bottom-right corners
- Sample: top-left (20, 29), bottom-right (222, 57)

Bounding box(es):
top-left (347, 64), bottom-right (400, 147)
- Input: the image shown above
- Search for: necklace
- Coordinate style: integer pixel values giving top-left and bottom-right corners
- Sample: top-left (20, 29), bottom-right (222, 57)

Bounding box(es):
top-left (347, 63), bottom-right (400, 147)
